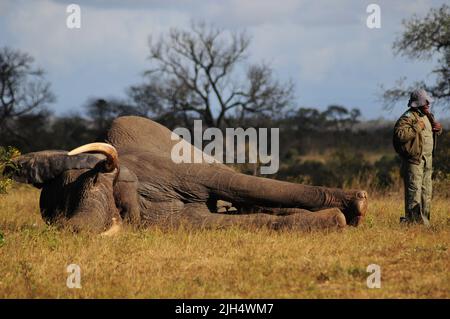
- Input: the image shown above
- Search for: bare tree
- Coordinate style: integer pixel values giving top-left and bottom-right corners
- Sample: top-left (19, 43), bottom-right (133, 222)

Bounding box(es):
top-left (382, 5), bottom-right (450, 109)
top-left (130, 22), bottom-right (294, 128)
top-left (0, 47), bottom-right (55, 138)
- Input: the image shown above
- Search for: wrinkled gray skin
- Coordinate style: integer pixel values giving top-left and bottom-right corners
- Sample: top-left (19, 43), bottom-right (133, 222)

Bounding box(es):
top-left (7, 116), bottom-right (368, 233)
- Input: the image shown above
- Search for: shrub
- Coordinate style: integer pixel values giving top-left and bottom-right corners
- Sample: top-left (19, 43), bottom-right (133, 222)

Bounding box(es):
top-left (0, 146), bottom-right (20, 194)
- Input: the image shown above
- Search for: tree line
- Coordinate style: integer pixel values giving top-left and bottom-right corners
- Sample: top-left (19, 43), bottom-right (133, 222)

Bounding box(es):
top-left (1, 6), bottom-right (449, 194)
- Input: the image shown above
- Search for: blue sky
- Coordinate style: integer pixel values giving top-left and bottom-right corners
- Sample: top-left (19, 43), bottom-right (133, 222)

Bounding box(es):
top-left (0, 0), bottom-right (448, 120)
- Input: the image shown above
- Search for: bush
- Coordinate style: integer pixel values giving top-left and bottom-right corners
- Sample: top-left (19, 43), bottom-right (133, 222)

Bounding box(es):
top-left (0, 146), bottom-right (20, 194)
top-left (278, 149), bottom-right (405, 193)
top-left (373, 155), bottom-right (401, 189)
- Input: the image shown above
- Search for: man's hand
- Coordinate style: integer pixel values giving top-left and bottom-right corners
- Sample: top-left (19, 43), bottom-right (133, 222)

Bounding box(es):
top-left (420, 104), bottom-right (442, 132)
top-left (432, 121), bottom-right (442, 132)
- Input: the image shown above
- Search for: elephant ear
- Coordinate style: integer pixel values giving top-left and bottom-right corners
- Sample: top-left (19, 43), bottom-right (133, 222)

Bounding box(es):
top-left (6, 150), bottom-right (106, 186)
top-left (107, 116), bottom-right (175, 155)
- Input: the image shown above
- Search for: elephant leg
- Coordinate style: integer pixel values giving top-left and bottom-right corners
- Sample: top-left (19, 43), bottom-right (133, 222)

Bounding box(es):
top-left (176, 203), bottom-right (346, 231)
top-left (237, 205), bottom-right (316, 216)
top-left (204, 170), bottom-right (368, 226)
top-left (274, 208), bottom-right (347, 230)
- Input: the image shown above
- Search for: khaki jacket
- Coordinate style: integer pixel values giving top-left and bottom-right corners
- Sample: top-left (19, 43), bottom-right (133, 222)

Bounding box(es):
top-left (393, 109), bottom-right (441, 164)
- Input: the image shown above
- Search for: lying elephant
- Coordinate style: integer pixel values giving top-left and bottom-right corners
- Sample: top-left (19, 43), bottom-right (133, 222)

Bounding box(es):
top-left (6, 116), bottom-right (368, 234)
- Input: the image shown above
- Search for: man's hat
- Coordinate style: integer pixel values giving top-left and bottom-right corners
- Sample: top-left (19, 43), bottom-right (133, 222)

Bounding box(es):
top-left (408, 89), bottom-right (433, 108)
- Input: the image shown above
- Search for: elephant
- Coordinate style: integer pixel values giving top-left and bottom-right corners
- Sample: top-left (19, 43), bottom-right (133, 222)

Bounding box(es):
top-left (5, 116), bottom-right (368, 235)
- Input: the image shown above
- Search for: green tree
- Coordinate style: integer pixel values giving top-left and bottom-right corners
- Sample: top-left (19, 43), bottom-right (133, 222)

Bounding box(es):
top-left (383, 5), bottom-right (450, 108)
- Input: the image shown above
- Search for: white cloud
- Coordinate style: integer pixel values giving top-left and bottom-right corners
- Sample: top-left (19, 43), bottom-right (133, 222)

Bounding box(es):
top-left (206, 0), bottom-right (304, 27)
top-left (6, 0), bottom-right (189, 74)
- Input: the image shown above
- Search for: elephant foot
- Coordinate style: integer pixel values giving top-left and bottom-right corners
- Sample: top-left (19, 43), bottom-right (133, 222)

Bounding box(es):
top-left (343, 190), bottom-right (368, 226)
top-left (100, 217), bottom-right (122, 237)
top-left (216, 200), bottom-right (238, 214)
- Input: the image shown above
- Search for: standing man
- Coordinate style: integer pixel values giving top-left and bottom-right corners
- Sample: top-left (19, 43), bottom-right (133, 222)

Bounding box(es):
top-left (393, 89), bottom-right (442, 225)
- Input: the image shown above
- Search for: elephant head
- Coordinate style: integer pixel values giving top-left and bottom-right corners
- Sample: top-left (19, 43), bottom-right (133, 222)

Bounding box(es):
top-left (6, 143), bottom-right (138, 233)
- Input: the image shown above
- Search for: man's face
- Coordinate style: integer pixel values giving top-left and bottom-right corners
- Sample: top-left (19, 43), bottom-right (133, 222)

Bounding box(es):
top-left (419, 101), bottom-right (431, 114)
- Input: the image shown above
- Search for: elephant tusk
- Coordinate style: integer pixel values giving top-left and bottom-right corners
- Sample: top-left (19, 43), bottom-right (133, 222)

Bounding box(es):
top-left (100, 217), bottom-right (122, 237)
top-left (68, 142), bottom-right (119, 172)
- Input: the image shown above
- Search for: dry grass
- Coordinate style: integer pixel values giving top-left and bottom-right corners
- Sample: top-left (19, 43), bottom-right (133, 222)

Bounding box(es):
top-left (0, 185), bottom-right (448, 299)
top-left (297, 150), bottom-right (393, 164)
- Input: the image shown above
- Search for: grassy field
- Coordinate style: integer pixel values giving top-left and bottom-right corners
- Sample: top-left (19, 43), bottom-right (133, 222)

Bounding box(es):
top-left (0, 186), bottom-right (448, 298)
